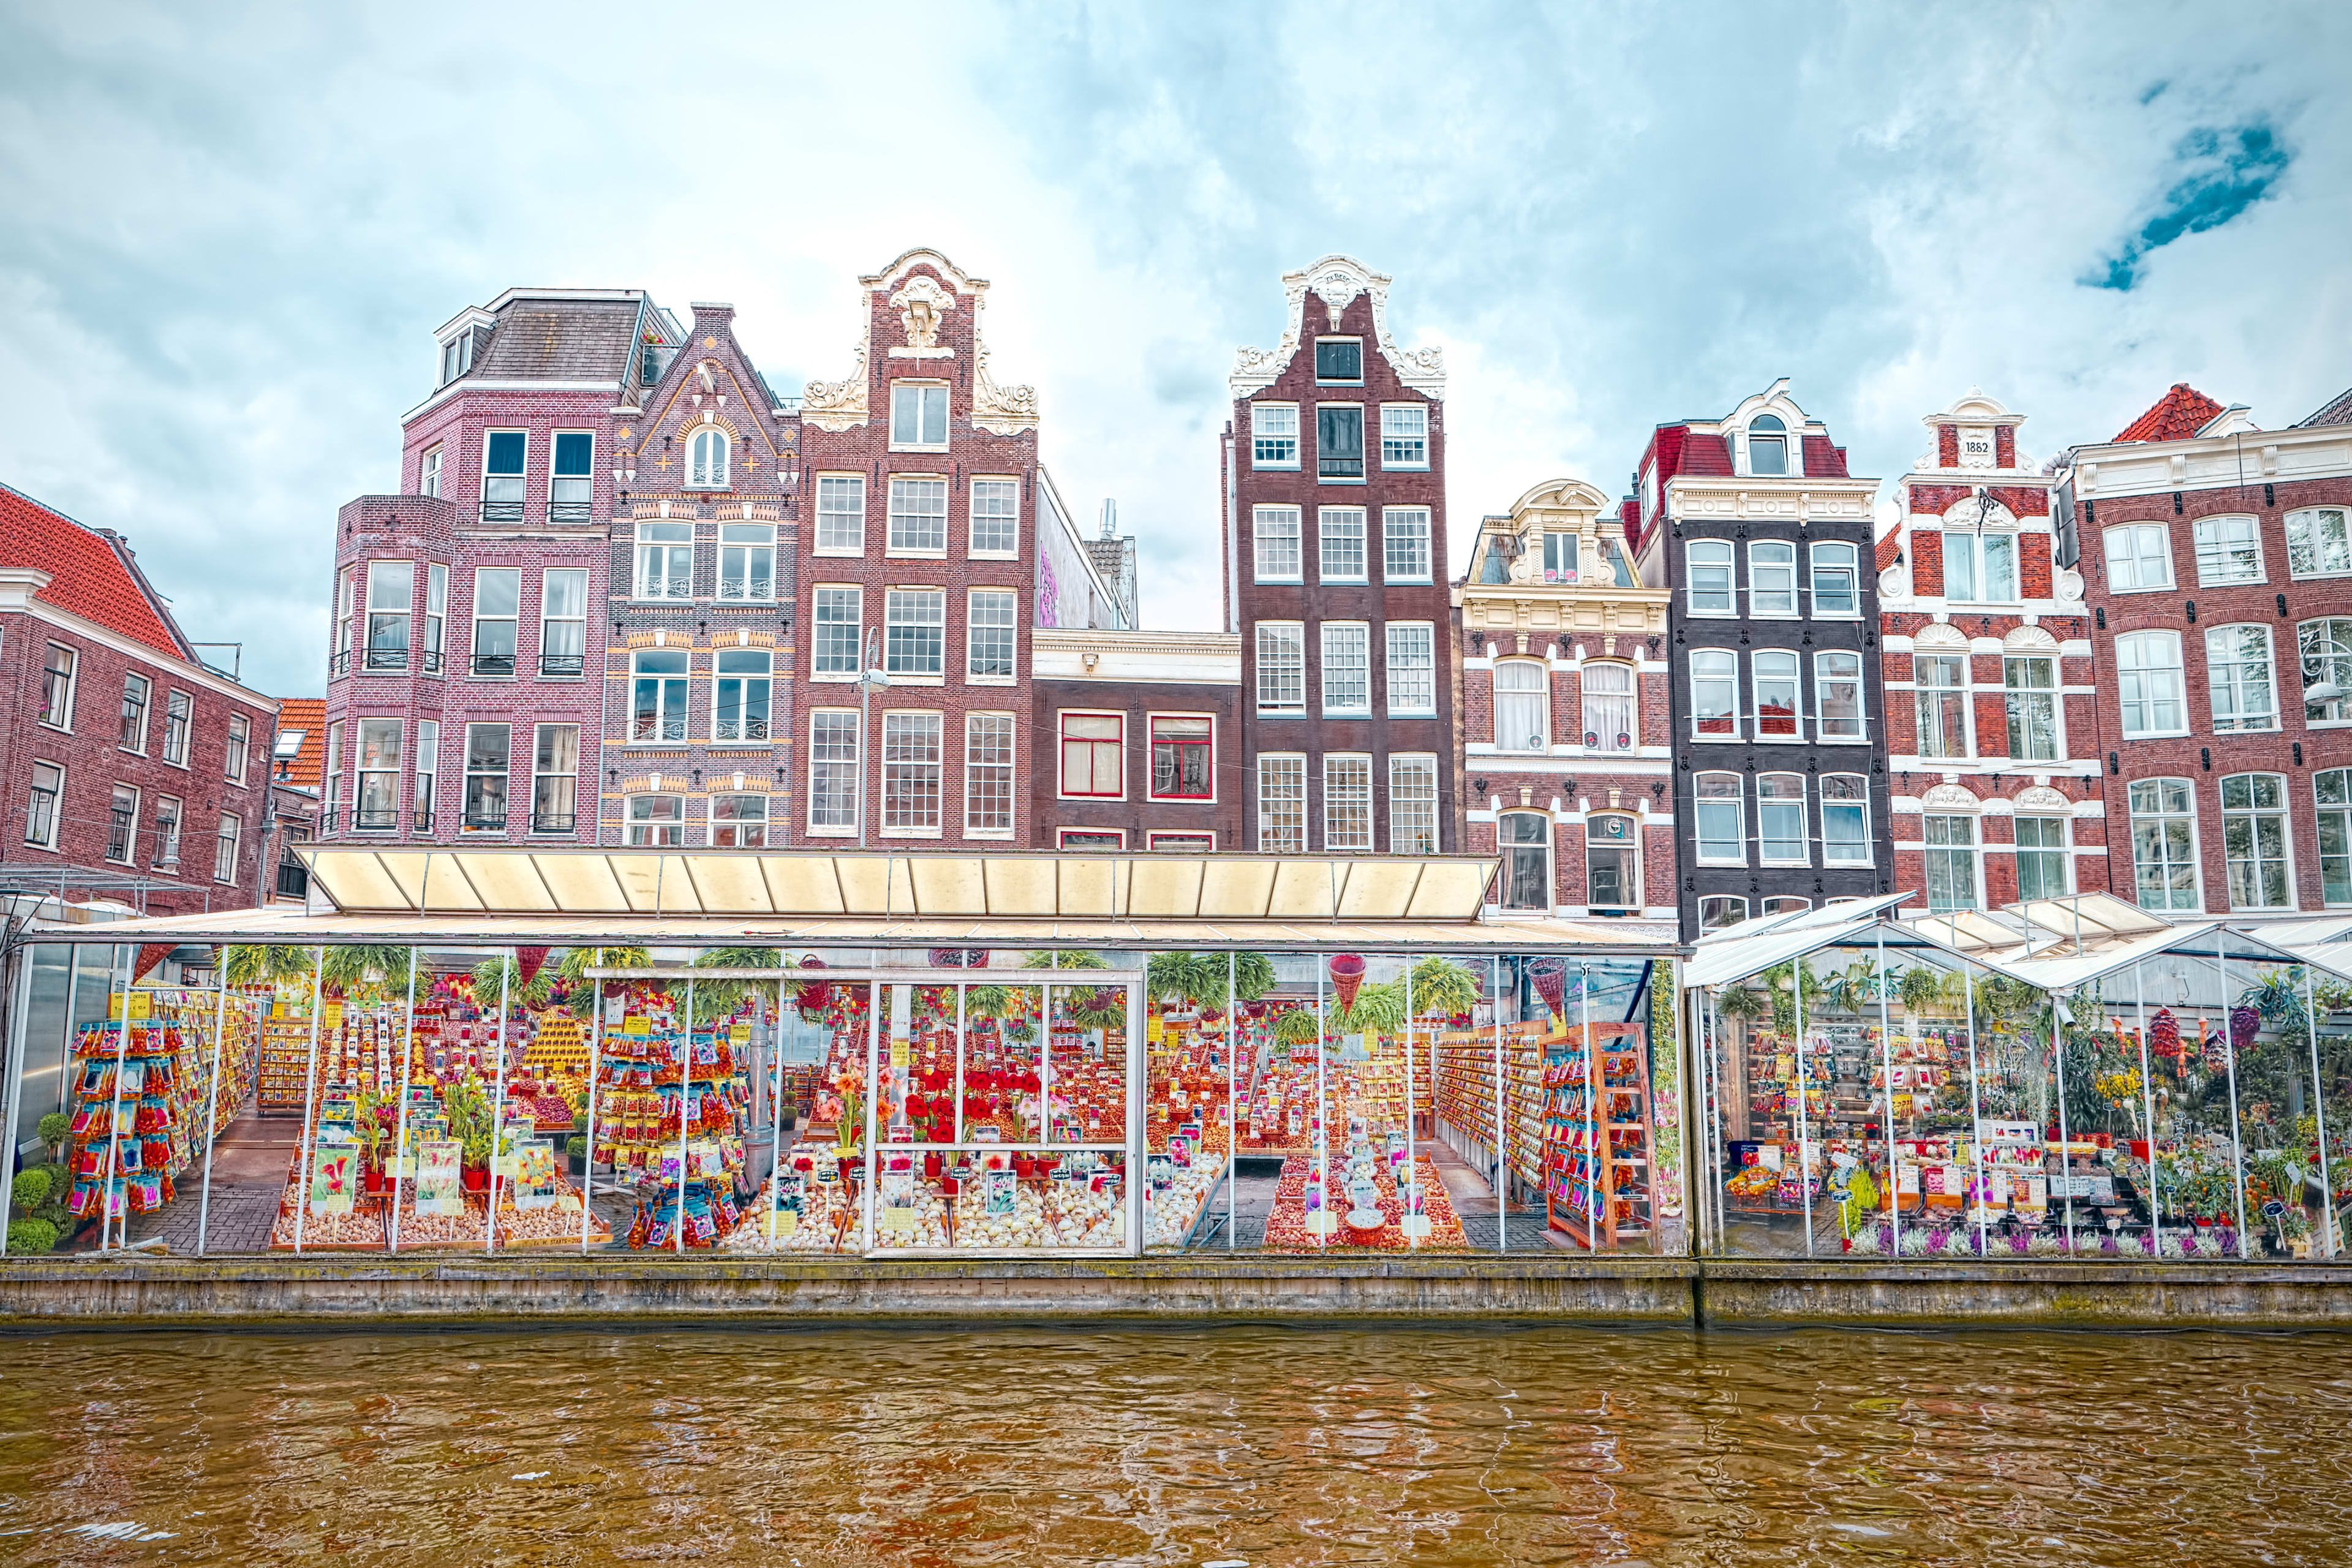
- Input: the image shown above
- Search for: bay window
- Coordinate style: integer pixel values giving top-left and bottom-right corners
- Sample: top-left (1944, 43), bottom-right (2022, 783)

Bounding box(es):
top-left (470, 567), bottom-right (520, 674)
top-left (355, 718), bottom-right (401, 829)
top-left (364, 560), bottom-right (413, 669)
top-left (462, 723), bottom-right (509, 830)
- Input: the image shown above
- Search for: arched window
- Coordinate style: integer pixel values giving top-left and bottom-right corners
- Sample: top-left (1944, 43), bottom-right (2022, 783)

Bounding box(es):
top-left (1698, 895), bottom-right (1748, 932)
top-left (1746, 413), bottom-right (1787, 476)
top-left (1752, 651), bottom-right (1800, 738)
top-left (1757, 773), bottom-right (1806, 863)
top-left (688, 428), bottom-right (729, 489)
top-left (1694, 772), bottom-right (1744, 864)
top-left (1499, 812), bottom-right (1551, 910)
top-left (1494, 660), bottom-right (1549, 753)
top-left (1762, 896), bottom-right (1810, 916)
top-left (1580, 662), bottom-right (1634, 752)
top-left (1585, 812), bottom-right (1639, 912)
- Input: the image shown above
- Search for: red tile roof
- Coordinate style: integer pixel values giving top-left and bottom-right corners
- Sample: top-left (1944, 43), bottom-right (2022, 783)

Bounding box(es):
top-left (273, 698), bottom-right (326, 791)
top-left (0, 481), bottom-right (189, 660)
top-left (1802, 435), bottom-right (1850, 477)
top-left (1876, 521), bottom-right (1904, 572)
top-left (2114, 383), bottom-right (2224, 443)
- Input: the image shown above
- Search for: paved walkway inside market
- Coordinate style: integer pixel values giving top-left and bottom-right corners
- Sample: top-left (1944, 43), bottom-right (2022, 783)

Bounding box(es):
top-left (119, 1102), bottom-right (294, 1255)
top-left (1183, 1138), bottom-right (1569, 1253)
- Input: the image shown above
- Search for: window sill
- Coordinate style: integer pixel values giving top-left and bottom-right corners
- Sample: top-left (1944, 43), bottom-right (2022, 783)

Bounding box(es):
top-left (1385, 576), bottom-right (1434, 586)
top-left (119, 747), bottom-right (148, 759)
top-left (1147, 794), bottom-right (1216, 806)
top-left (1252, 462), bottom-right (1301, 472)
top-left (882, 673), bottom-right (945, 687)
top-left (810, 671), bottom-right (861, 683)
top-left (805, 825), bottom-right (856, 838)
top-left (965, 827), bottom-right (1016, 840)
top-left (705, 742), bottom-right (775, 750)
top-left (878, 826), bottom-right (944, 839)
top-left (886, 445), bottom-right (950, 457)
top-left (884, 549), bottom-right (949, 560)
top-left (1317, 477), bottom-right (1368, 487)
top-left (2120, 730), bottom-right (2194, 741)
top-left (1319, 577), bottom-right (1369, 587)
top-left (813, 546), bottom-right (867, 558)
top-left (1689, 734), bottom-right (1743, 744)
top-left (1058, 793), bottom-right (1127, 804)
top-left (631, 598), bottom-right (695, 606)
top-left (2288, 571), bottom-right (2352, 584)
top-left (965, 675), bottom-right (1017, 687)
top-left (2105, 585), bottom-right (2179, 595)
top-left (1321, 709), bottom-right (1372, 720)
top-left (969, 549), bottom-right (1020, 562)
top-left (1253, 576), bottom-right (1304, 587)
top-left (1695, 858), bottom-right (1747, 869)
top-left (1681, 609), bottom-right (1738, 619)
top-left (2196, 578), bottom-right (2269, 590)
top-left (37, 721), bottom-right (72, 736)
top-left (1387, 709), bottom-right (1439, 720)
top-left (2303, 718), bottom-right (2352, 729)
top-left (1379, 462), bottom-right (1430, 473)
top-left (162, 759), bottom-right (190, 772)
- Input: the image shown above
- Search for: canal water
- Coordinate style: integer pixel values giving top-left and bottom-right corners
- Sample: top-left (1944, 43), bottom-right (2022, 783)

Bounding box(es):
top-left (0, 1326), bottom-right (2345, 1564)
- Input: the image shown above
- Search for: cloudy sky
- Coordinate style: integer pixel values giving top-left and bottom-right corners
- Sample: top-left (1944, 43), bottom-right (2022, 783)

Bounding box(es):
top-left (4, 1), bottom-right (2348, 696)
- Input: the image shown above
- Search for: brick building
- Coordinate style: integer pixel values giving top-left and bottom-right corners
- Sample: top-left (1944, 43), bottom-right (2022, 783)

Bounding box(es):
top-left (1877, 392), bottom-right (2109, 913)
top-left (322, 289), bottom-right (681, 846)
top-left (1223, 255), bottom-right (1456, 856)
top-left (603, 303), bottom-right (802, 849)
top-left (1634, 380), bottom-right (1889, 938)
top-left (1030, 628), bottom-right (1243, 851)
top-left (1457, 478), bottom-right (1674, 929)
top-left (0, 481), bottom-right (279, 913)
top-left (2053, 382), bottom-right (2352, 921)
top-left (793, 249), bottom-right (1125, 850)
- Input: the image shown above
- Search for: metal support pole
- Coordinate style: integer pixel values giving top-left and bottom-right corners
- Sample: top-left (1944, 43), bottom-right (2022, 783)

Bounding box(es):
top-left (1792, 954), bottom-right (1814, 1257)
top-left (1580, 962), bottom-right (1598, 1251)
top-left (2215, 937), bottom-right (2248, 1254)
top-left (1126, 972), bottom-right (1144, 1257)
top-left (2052, 989), bottom-right (2075, 1254)
top-left (2307, 964), bottom-right (2336, 1259)
top-left (1228, 951), bottom-right (1238, 1253)
top-left (387, 948), bottom-right (419, 1254)
top-left (864, 981), bottom-right (880, 1255)
top-left (487, 949), bottom-right (513, 1254)
top-left (674, 974), bottom-right (692, 1254)
top-left (98, 946), bottom-right (133, 1253)
top-left (764, 978), bottom-right (783, 1252)
top-left (0, 935), bottom-right (36, 1258)
top-left (1403, 959), bottom-right (1415, 1251)
top-left (195, 960), bottom-right (232, 1256)
top-left (1962, 960), bottom-right (1986, 1258)
top-left (1873, 926), bottom-right (1899, 1254)
top-left (292, 945), bottom-right (326, 1254)
top-left (584, 974), bottom-right (605, 1254)
top-left (1492, 956), bottom-right (1506, 1253)
top-left (1316, 960), bottom-right (1327, 1253)
top-left (2133, 959), bottom-right (2162, 1257)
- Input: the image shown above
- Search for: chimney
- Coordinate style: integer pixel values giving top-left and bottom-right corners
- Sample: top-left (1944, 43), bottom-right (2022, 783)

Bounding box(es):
top-left (1099, 498), bottom-right (1117, 540)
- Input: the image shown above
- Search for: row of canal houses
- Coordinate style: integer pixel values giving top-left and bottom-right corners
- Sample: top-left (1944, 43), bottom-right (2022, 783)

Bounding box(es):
top-left (314, 249), bottom-right (2352, 940)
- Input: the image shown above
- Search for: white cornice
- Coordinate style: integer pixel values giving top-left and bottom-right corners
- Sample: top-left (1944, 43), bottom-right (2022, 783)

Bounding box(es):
top-left (402, 379), bottom-right (623, 425)
top-left (6, 595), bottom-right (279, 709)
top-left (2061, 420), bottom-right (2350, 499)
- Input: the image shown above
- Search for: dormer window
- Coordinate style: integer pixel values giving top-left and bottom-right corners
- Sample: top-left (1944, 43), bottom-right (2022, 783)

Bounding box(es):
top-left (439, 333), bottom-right (473, 387)
top-left (1542, 532), bottom-right (1578, 584)
top-left (1314, 338), bottom-right (1363, 383)
top-left (1746, 414), bottom-right (1787, 476)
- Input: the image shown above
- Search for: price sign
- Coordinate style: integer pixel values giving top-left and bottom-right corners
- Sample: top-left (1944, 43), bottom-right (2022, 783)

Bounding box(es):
top-left (880, 1205), bottom-right (918, 1237)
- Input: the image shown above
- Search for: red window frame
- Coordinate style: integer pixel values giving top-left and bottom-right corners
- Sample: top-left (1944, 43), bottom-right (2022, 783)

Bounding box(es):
top-left (1147, 831), bottom-right (1215, 852)
top-left (1058, 710), bottom-right (1124, 798)
top-left (1057, 827), bottom-right (1126, 850)
top-left (1148, 714), bottom-right (1214, 801)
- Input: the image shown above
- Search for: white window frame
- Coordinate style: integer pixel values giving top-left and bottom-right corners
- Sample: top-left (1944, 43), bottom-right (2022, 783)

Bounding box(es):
top-left (1699, 895), bottom-right (1749, 932)
top-left (1757, 772), bottom-right (1807, 865)
top-left (1253, 505), bottom-right (1302, 582)
top-left (1493, 658), bottom-right (1548, 753)
top-left (880, 710), bottom-right (944, 836)
top-left (1809, 541), bottom-right (1859, 617)
top-left (1389, 753), bottom-right (1438, 854)
top-left (718, 523), bottom-right (775, 602)
top-left (888, 382), bottom-right (950, 451)
top-left (364, 560), bottom-right (414, 671)
top-left (884, 587), bottom-right (946, 679)
top-left (1820, 774), bottom-right (1871, 865)
top-left (1316, 402), bottom-right (1366, 483)
top-left (413, 718), bottom-right (438, 831)
top-left (1815, 650), bottom-right (1866, 741)
top-left (537, 568), bottom-right (587, 677)
top-left (1382, 507), bottom-right (1432, 583)
top-left (1319, 507), bottom-right (1368, 584)
top-left (2302, 617), bottom-right (2352, 726)
top-left (1313, 336), bottom-right (1364, 385)
top-left (629, 649), bottom-right (690, 744)
top-left (1748, 540), bottom-right (1798, 616)
top-left (633, 522), bottom-right (692, 602)
top-left (469, 567), bottom-right (521, 676)
top-left (1257, 753), bottom-right (1306, 853)
top-left (1585, 811), bottom-right (1641, 911)
top-left (213, 812), bottom-right (240, 886)
top-left (1321, 621), bottom-right (1370, 715)
top-left (2117, 630), bottom-right (2188, 738)
top-left (967, 588), bottom-right (1017, 682)
top-left (1256, 623), bottom-right (1305, 714)
top-left (151, 794), bottom-right (182, 870)
top-left (2193, 513), bottom-right (2264, 586)
top-left (815, 473), bottom-right (866, 554)
top-left (1743, 413), bottom-right (1790, 477)
top-left (886, 475), bottom-right (949, 556)
top-left (118, 673), bottom-right (150, 755)
top-left (1379, 404), bottom-right (1428, 469)
top-left (1580, 661), bottom-right (1635, 753)
top-left (161, 690), bottom-right (191, 768)
top-left (1685, 540), bottom-right (1734, 616)
top-left (1922, 813), bottom-right (1980, 914)
top-left (105, 784), bottom-right (138, 864)
top-left (2003, 653), bottom-right (2062, 760)
top-left (812, 586), bottom-right (863, 681)
top-left (2221, 772), bottom-right (2295, 911)
top-left (419, 444), bottom-right (443, 499)
top-left (1914, 652), bottom-right (1971, 761)
top-left (355, 717), bottom-right (402, 829)
top-left (969, 477), bottom-right (1020, 557)
top-left (807, 710), bottom-right (861, 836)
top-left (625, 794), bottom-right (685, 848)
top-left (1690, 649), bottom-right (1738, 740)
top-left (685, 428), bottom-right (729, 490)
top-left (965, 712), bottom-right (1016, 835)
top-left (708, 792), bottom-right (768, 850)
top-left (224, 713), bottom-right (249, 785)
top-left (550, 430), bottom-right (594, 515)
top-left (712, 649), bottom-right (772, 744)
top-left (2015, 814), bottom-right (2071, 902)
top-left (2128, 777), bottom-right (2201, 912)
top-left (1385, 622), bottom-right (1436, 717)
top-left (1944, 530), bottom-right (2019, 605)
top-left (2103, 522), bottom-right (2174, 593)
top-left (2316, 769), bottom-right (2352, 908)
top-left (1693, 772), bottom-right (1744, 865)
top-left (1752, 650), bottom-right (1802, 742)
top-left (1323, 753), bottom-right (1373, 851)
top-left (530, 723), bottom-right (578, 832)
top-left (40, 643), bottom-right (76, 731)
top-left (1498, 811), bottom-right (1551, 911)
top-left (424, 564), bottom-right (448, 674)
top-left (1251, 403), bottom-right (1299, 469)
top-left (2205, 624), bottom-right (2277, 734)
top-left (462, 722), bottom-right (510, 831)
top-left (2286, 507), bottom-right (2352, 581)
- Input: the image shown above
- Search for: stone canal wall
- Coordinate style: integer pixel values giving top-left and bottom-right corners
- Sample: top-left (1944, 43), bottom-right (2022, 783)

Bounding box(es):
top-left (1, 1257), bottom-right (2350, 1330)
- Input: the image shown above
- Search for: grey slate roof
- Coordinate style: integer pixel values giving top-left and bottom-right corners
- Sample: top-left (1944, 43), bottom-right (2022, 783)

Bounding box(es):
top-left (474, 296), bottom-right (643, 382)
top-left (2295, 385), bottom-right (2352, 429)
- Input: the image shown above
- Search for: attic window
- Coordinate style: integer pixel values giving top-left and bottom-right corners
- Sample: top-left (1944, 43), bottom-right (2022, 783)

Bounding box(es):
top-left (1747, 414), bottom-right (1787, 476)
top-left (439, 333), bottom-right (473, 387)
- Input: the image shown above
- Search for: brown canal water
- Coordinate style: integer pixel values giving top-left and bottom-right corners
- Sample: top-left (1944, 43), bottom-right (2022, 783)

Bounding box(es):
top-left (0, 1327), bottom-right (2344, 1565)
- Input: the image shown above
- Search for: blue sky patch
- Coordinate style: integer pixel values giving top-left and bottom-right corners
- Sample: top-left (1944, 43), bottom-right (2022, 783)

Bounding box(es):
top-left (2087, 118), bottom-right (2293, 290)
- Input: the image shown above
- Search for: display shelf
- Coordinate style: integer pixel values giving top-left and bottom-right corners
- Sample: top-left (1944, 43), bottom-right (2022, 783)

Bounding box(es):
top-left (1544, 1023), bottom-right (1655, 1251)
top-left (1432, 1025), bottom-right (1546, 1191)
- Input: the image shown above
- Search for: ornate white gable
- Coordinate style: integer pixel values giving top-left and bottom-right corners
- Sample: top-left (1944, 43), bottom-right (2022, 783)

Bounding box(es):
top-left (1229, 254), bottom-right (1446, 399)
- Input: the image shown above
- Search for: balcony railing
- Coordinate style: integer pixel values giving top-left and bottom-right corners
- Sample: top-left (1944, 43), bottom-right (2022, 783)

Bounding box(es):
top-left (1319, 454), bottom-right (1365, 479)
top-left (714, 717), bottom-right (771, 742)
top-left (353, 807), bottom-right (398, 831)
top-left (638, 576), bottom-right (693, 600)
top-left (531, 811), bottom-right (577, 834)
top-left (540, 652), bottom-right (585, 677)
top-left (421, 647), bottom-right (444, 674)
top-left (317, 809), bottom-right (337, 837)
top-left (462, 810), bottom-right (508, 832)
top-left (412, 810), bottom-right (434, 834)
top-left (470, 652), bottom-right (517, 677)
top-left (479, 500), bottom-right (525, 523)
top-left (330, 649), bottom-right (350, 678)
top-left (549, 500), bottom-right (593, 523)
top-left (630, 717), bottom-right (688, 742)
top-left (364, 643), bottom-right (409, 672)
top-left (717, 578), bottom-right (774, 601)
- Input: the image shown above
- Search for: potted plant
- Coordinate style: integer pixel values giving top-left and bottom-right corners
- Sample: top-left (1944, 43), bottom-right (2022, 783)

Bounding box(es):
top-left (36, 1114), bottom-right (68, 1167)
top-left (567, 1134), bottom-right (588, 1174)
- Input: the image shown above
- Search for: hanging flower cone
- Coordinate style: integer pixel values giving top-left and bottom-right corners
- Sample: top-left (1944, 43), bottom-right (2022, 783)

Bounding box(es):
top-left (2150, 1008), bottom-right (2182, 1064)
top-left (1329, 954), bottom-right (1366, 1012)
top-left (1530, 959), bottom-right (1567, 1022)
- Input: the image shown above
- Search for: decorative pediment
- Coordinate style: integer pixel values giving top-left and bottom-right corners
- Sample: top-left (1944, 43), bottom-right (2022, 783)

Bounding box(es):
top-left (1911, 622), bottom-right (1969, 650)
top-left (1920, 783), bottom-right (1980, 810)
top-left (971, 347), bottom-right (1038, 434)
top-left (889, 274), bottom-right (954, 353)
top-left (2014, 785), bottom-right (2073, 812)
top-left (802, 337), bottom-right (870, 432)
top-left (1230, 253), bottom-right (1446, 399)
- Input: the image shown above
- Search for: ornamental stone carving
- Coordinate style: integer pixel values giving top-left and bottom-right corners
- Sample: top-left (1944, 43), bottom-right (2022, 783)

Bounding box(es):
top-left (2013, 785), bottom-right (2073, 813)
top-left (1229, 253), bottom-right (1446, 398)
top-left (971, 347), bottom-right (1039, 434)
top-left (1920, 783), bottom-right (1980, 810)
top-left (801, 338), bottom-right (869, 432)
top-left (890, 274), bottom-right (954, 351)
